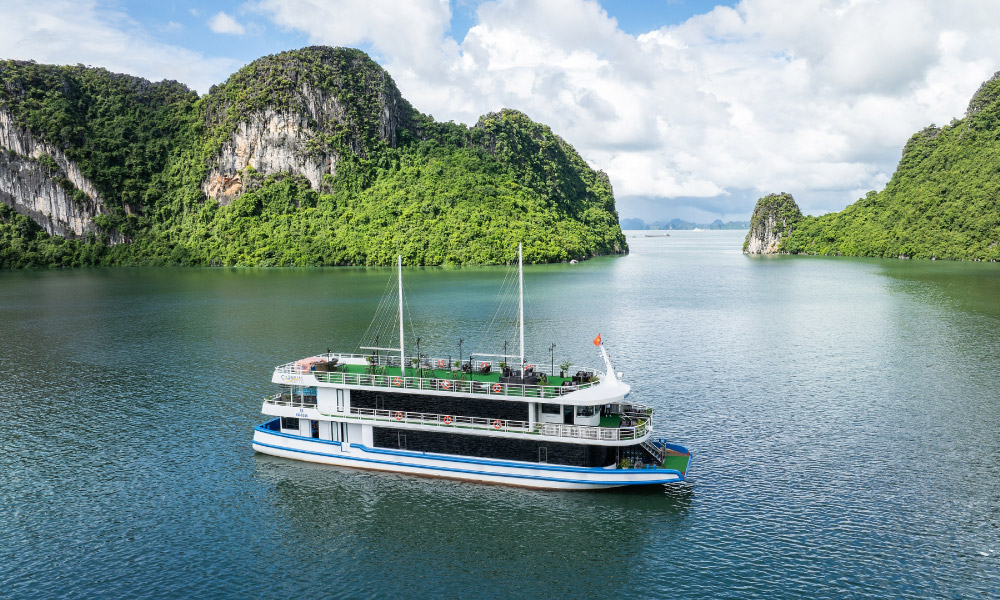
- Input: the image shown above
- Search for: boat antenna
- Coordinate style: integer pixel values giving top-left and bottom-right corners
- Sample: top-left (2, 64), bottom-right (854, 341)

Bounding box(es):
top-left (398, 254), bottom-right (405, 379)
top-left (518, 243), bottom-right (525, 370)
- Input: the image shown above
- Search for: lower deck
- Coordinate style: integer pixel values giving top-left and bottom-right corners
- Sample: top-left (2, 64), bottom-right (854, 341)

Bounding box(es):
top-left (253, 418), bottom-right (690, 490)
top-left (263, 417), bottom-right (689, 472)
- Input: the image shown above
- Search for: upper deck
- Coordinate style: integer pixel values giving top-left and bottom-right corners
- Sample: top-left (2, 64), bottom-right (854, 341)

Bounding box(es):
top-left (272, 352), bottom-right (629, 405)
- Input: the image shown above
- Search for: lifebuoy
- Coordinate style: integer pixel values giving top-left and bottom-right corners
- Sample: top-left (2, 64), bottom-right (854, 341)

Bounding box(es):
top-left (491, 383), bottom-right (502, 393)
top-left (442, 380), bottom-right (452, 390)
top-left (527, 364), bottom-right (533, 369)
top-left (394, 411), bottom-right (403, 421)
top-left (392, 377), bottom-right (402, 387)
top-left (436, 359), bottom-right (445, 368)
top-left (480, 361), bottom-right (488, 369)
top-left (493, 419), bottom-right (502, 429)
top-left (443, 415), bottom-right (453, 425)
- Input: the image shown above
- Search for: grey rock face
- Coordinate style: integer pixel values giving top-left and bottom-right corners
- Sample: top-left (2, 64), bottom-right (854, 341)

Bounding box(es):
top-left (201, 108), bottom-right (333, 205)
top-left (743, 192), bottom-right (802, 254)
top-left (0, 111), bottom-right (107, 237)
top-left (202, 76), bottom-right (409, 205)
top-left (744, 214), bottom-right (785, 254)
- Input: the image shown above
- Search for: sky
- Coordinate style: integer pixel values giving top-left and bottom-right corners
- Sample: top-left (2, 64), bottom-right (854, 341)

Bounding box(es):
top-left (2, 1), bottom-right (1000, 222)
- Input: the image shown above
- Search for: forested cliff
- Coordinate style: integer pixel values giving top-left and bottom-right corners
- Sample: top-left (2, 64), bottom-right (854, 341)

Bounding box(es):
top-left (744, 72), bottom-right (1000, 261)
top-left (0, 47), bottom-right (627, 268)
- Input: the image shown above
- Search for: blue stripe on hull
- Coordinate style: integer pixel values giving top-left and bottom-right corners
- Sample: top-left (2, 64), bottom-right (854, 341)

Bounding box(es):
top-left (254, 420), bottom-right (685, 478)
top-left (252, 428), bottom-right (683, 487)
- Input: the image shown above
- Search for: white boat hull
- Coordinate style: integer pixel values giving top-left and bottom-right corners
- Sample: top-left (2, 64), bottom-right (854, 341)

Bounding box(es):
top-left (252, 424), bottom-right (685, 490)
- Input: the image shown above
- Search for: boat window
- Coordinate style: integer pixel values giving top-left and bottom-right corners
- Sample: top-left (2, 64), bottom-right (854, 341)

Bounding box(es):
top-left (541, 403), bottom-right (560, 415)
top-left (576, 405), bottom-right (596, 417)
top-left (280, 416), bottom-right (300, 429)
top-left (336, 389), bottom-right (344, 412)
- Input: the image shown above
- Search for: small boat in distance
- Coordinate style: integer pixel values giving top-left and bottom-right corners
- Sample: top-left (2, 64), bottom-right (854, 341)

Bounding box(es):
top-left (252, 245), bottom-right (691, 490)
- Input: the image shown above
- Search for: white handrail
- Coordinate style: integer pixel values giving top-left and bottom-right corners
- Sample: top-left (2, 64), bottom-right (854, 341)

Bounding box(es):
top-left (336, 407), bottom-right (651, 441)
top-left (264, 392), bottom-right (316, 408)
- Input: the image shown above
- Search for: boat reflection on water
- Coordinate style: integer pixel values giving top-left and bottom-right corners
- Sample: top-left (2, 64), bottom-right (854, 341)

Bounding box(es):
top-left (251, 453), bottom-right (692, 596)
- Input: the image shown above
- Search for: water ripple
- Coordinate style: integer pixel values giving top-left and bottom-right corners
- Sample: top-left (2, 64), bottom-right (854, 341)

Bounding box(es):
top-left (1, 235), bottom-right (998, 599)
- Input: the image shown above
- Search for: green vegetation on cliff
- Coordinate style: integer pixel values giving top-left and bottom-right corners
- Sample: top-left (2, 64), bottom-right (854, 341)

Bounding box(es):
top-left (748, 72), bottom-right (1000, 261)
top-left (0, 47), bottom-right (627, 268)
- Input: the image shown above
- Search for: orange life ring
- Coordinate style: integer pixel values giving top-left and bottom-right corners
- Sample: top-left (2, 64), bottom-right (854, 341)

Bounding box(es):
top-left (394, 411), bottom-right (403, 421)
top-left (392, 377), bottom-right (402, 387)
top-left (442, 380), bottom-right (452, 390)
top-left (436, 359), bottom-right (445, 368)
top-left (443, 415), bottom-right (453, 425)
top-left (527, 364), bottom-right (533, 369)
top-left (491, 383), bottom-right (502, 393)
top-left (480, 361), bottom-right (488, 369)
top-left (493, 419), bottom-right (502, 429)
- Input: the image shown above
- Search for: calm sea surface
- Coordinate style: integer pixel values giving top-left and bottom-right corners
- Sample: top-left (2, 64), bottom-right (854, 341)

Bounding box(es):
top-left (1, 231), bottom-right (998, 599)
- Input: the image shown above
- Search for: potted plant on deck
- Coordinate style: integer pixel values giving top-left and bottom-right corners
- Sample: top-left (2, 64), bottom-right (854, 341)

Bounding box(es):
top-left (559, 361), bottom-right (571, 378)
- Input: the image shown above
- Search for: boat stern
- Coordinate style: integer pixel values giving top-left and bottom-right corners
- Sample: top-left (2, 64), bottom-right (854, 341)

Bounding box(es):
top-left (658, 442), bottom-right (692, 478)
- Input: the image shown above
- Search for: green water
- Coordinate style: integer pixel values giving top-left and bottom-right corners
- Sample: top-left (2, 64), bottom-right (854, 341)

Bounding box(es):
top-left (1, 231), bottom-right (998, 598)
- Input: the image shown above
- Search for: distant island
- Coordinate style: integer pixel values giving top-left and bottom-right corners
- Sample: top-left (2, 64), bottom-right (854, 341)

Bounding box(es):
top-left (620, 217), bottom-right (749, 230)
top-left (745, 71), bottom-right (1000, 262)
top-left (0, 47), bottom-right (627, 268)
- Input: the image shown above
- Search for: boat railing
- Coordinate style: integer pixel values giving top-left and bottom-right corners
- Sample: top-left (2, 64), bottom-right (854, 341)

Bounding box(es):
top-left (265, 392), bottom-right (317, 408)
top-left (616, 403), bottom-right (653, 418)
top-left (338, 407), bottom-right (651, 442)
top-left (305, 370), bottom-right (597, 399)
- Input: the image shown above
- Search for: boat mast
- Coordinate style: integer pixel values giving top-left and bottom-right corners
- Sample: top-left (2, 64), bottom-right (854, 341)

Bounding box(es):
top-left (518, 243), bottom-right (524, 370)
top-left (398, 254), bottom-right (405, 379)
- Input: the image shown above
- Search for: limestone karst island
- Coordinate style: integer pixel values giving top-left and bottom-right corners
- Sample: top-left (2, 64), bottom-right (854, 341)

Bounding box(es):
top-left (744, 72), bottom-right (1000, 262)
top-left (5, 45), bottom-right (1000, 268)
top-left (0, 47), bottom-right (627, 268)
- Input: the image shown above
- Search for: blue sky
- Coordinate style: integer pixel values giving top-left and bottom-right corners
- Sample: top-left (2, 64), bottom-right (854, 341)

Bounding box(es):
top-left (2, 1), bottom-right (999, 222)
top-left (125, 1), bottom-right (728, 82)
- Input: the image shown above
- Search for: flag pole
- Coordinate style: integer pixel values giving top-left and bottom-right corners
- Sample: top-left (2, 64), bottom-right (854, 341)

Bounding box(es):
top-left (595, 333), bottom-right (616, 382)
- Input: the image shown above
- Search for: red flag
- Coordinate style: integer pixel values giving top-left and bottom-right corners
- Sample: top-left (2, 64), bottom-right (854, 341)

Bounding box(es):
top-left (593, 333), bottom-right (602, 347)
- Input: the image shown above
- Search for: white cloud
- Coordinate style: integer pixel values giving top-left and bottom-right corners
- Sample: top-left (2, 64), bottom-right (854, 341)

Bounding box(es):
top-left (253, 0), bottom-right (452, 66)
top-left (431, 0), bottom-right (1000, 218)
top-left (0, 0), bottom-right (237, 93)
top-left (208, 11), bottom-right (246, 35)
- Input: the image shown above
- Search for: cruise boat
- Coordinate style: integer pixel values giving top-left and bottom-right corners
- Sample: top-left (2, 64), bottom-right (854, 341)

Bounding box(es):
top-left (252, 247), bottom-right (691, 490)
